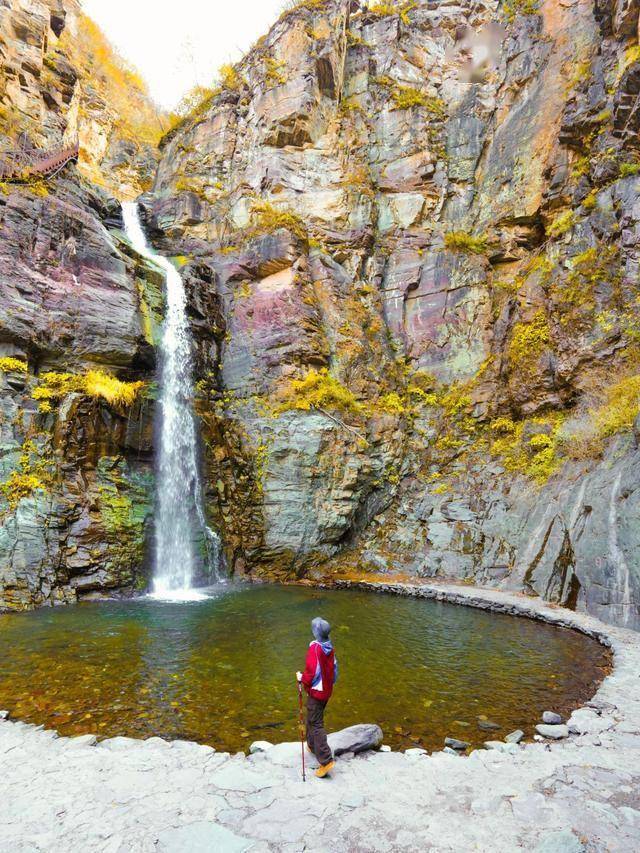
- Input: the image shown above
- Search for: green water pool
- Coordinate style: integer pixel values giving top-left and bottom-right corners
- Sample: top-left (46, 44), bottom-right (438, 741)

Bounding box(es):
top-left (0, 584), bottom-right (610, 752)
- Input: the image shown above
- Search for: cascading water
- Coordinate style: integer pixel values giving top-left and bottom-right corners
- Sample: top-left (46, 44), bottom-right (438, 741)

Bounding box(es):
top-left (122, 202), bottom-right (220, 598)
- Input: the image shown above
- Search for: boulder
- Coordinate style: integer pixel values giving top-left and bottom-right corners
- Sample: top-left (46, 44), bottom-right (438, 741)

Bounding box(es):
top-left (249, 740), bottom-right (274, 754)
top-left (327, 724), bottom-right (383, 756)
top-left (567, 708), bottom-right (612, 735)
top-left (535, 724), bottom-right (569, 740)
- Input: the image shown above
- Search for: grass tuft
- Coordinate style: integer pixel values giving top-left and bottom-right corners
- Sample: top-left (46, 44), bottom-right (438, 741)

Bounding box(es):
top-left (250, 201), bottom-right (308, 242)
top-left (444, 231), bottom-right (489, 255)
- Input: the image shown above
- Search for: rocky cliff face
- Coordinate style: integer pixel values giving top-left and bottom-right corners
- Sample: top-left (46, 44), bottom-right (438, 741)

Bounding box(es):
top-left (0, 0), bottom-right (162, 196)
top-left (145, 0), bottom-right (640, 629)
top-left (0, 0), bottom-right (639, 630)
top-left (0, 0), bottom-right (163, 608)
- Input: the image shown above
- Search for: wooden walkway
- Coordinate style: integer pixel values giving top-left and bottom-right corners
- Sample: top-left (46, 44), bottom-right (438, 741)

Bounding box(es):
top-left (0, 142), bottom-right (79, 182)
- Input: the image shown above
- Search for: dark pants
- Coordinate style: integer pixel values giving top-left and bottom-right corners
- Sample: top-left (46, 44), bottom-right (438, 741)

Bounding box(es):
top-left (306, 695), bottom-right (333, 765)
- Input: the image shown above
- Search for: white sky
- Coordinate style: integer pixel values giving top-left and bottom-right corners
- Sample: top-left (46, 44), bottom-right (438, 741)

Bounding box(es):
top-left (82, 0), bottom-right (287, 110)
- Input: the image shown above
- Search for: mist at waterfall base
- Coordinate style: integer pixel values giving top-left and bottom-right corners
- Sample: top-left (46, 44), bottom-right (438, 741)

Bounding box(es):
top-left (122, 203), bottom-right (220, 601)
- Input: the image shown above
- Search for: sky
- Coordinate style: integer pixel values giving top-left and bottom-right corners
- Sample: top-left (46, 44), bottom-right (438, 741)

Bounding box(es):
top-left (82, 0), bottom-right (288, 110)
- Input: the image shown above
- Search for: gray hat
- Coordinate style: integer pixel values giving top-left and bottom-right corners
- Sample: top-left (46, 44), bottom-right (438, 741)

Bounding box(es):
top-left (311, 617), bottom-right (331, 642)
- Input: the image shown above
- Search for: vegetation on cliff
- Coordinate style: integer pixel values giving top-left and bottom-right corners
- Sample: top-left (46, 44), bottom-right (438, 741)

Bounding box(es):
top-left (58, 16), bottom-right (166, 149)
top-left (277, 369), bottom-right (362, 415)
top-left (32, 371), bottom-right (145, 415)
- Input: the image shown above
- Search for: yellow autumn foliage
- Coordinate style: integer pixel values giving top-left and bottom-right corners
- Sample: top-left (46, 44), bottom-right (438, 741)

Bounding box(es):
top-left (32, 370), bottom-right (145, 412)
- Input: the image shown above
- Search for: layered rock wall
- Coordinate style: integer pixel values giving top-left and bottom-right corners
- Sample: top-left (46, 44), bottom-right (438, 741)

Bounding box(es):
top-left (146, 0), bottom-right (640, 628)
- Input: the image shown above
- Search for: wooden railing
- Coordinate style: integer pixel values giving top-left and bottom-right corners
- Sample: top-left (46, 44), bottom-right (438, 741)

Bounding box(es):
top-left (0, 142), bottom-right (79, 182)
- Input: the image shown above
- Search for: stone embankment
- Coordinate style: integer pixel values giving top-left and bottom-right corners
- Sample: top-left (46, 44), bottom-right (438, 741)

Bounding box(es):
top-left (1, 583), bottom-right (638, 852)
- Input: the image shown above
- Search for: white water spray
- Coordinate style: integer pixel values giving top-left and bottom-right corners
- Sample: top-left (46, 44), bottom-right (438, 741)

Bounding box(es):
top-left (122, 202), bottom-right (219, 598)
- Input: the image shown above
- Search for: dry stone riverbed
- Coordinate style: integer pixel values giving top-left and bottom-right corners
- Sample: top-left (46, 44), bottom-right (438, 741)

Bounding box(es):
top-left (1, 583), bottom-right (639, 852)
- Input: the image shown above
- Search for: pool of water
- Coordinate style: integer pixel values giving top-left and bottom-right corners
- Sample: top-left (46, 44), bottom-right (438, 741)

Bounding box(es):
top-left (0, 584), bottom-right (610, 752)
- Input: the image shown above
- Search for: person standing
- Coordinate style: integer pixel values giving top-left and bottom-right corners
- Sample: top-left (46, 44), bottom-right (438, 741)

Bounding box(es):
top-left (296, 617), bottom-right (338, 778)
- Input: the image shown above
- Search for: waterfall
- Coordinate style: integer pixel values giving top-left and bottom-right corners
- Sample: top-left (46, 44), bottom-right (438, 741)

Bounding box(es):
top-left (122, 202), bottom-right (219, 597)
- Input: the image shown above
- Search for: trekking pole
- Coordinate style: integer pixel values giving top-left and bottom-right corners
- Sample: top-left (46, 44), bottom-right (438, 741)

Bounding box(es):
top-left (297, 681), bottom-right (306, 782)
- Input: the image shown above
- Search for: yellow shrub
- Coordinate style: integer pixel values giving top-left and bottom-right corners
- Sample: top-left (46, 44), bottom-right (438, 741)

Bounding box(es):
top-left (265, 57), bottom-right (287, 86)
top-left (391, 87), bottom-right (446, 117)
top-left (0, 439), bottom-right (53, 509)
top-left (547, 210), bottom-right (577, 238)
top-left (378, 392), bottom-right (405, 414)
top-left (84, 371), bottom-right (145, 409)
top-left (0, 357), bottom-right (27, 373)
top-left (490, 417), bottom-right (516, 435)
top-left (32, 371), bottom-right (144, 411)
top-left (490, 417), bottom-right (563, 483)
top-left (0, 472), bottom-right (47, 508)
top-left (219, 63), bottom-right (243, 92)
top-left (594, 375), bottom-right (640, 438)
top-left (278, 368), bottom-right (361, 414)
top-left (408, 385), bottom-right (438, 407)
top-left (369, 2), bottom-right (417, 25)
top-left (502, 0), bottom-right (540, 23)
top-left (279, 0), bottom-right (329, 22)
top-left (507, 311), bottom-right (550, 373)
top-left (32, 372), bottom-right (82, 402)
top-left (250, 201), bottom-right (307, 241)
top-left (444, 231), bottom-right (489, 255)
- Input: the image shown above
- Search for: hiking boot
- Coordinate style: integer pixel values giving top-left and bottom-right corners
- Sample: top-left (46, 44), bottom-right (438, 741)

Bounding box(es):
top-left (315, 760), bottom-right (335, 778)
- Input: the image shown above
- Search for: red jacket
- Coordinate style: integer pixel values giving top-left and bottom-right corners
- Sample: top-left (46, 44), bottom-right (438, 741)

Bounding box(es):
top-left (301, 640), bottom-right (337, 702)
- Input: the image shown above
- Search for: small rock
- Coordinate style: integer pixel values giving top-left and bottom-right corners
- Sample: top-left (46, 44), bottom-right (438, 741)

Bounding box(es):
top-left (542, 711), bottom-right (563, 725)
top-left (379, 744), bottom-right (391, 752)
top-left (0, 710), bottom-right (9, 721)
top-left (443, 746), bottom-right (460, 756)
top-left (533, 735), bottom-right (545, 742)
top-left (404, 748), bottom-right (428, 757)
top-left (99, 736), bottom-right (138, 750)
top-left (249, 741), bottom-right (273, 754)
top-left (478, 720), bottom-right (501, 731)
top-left (505, 730), bottom-right (524, 744)
top-left (535, 724), bottom-right (569, 740)
top-left (484, 741), bottom-right (518, 754)
top-left (144, 737), bottom-right (171, 748)
top-left (444, 737), bottom-right (469, 751)
top-left (72, 734), bottom-right (98, 747)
